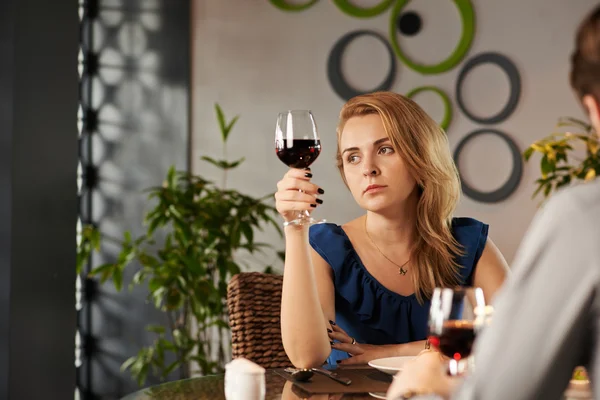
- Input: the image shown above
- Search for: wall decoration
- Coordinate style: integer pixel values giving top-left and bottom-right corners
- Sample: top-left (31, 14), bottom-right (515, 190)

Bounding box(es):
top-left (269, 0), bottom-right (318, 12)
top-left (332, 0), bottom-right (394, 18)
top-left (397, 11), bottom-right (422, 36)
top-left (406, 86), bottom-right (452, 130)
top-left (456, 52), bottom-right (521, 124)
top-left (389, 0), bottom-right (475, 75)
top-left (272, 0), bottom-right (524, 203)
top-left (327, 30), bottom-right (397, 101)
top-left (453, 129), bottom-right (523, 203)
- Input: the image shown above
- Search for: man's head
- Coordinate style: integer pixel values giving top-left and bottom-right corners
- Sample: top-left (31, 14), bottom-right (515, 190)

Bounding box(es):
top-left (571, 6), bottom-right (600, 133)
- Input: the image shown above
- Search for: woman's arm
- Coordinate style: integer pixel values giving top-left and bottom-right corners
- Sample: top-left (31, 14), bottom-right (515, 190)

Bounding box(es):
top-left (276, 168), bottom-right (333, 368)
top-left (331, 335), bottom-right (428, 365)
top-left (472, 238), bottom-right (510, 303)
top-left (280, 224), bottom-right (335, 368)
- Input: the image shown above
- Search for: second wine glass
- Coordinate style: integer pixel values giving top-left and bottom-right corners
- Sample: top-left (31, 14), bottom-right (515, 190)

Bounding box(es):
top-left (275, 110), bottom-right (325, 226)
top-left (427, 287), bottom-right (486, 376)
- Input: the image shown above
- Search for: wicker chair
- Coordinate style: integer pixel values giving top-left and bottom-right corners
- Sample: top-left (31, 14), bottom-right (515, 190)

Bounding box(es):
top-left (226, 272), bottom-right (293, 369)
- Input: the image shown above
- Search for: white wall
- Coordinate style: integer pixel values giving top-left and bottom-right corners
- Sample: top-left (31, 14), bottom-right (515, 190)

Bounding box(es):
top-left (191, 0), bottom-right (596, 266)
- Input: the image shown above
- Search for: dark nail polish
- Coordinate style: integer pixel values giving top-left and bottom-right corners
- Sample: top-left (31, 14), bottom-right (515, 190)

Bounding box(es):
top-left (316, 198), bottom-right (323, 204)
top-left (310, 203), bottom-right (317, 208)
top-left (330, 341), bottom-right (335, 346)
top-left (318, 188), bottom-right (325, 194)
top-left (327, 329), bottom-right (332, 333)
top-left (305, 173), bottom-right (313, 178)
top-left (304, 167), bottom-right (311, 171)
top-left (329, 320), bottom-right (336, 326)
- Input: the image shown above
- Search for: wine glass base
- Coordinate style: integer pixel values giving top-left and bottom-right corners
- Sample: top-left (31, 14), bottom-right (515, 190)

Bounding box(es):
top-left (284, 217), bottom-right (327, 227)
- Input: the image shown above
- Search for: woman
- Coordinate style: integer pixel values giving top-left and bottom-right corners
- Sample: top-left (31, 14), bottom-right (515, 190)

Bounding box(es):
top-left (388, 5), bottom-right (600, 400)
top-left (276, 92), bottom-right (509, 368)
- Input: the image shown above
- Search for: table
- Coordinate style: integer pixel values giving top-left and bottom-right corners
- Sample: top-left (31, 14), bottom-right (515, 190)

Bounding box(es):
top-left (120, 370), bottom-right (383, 400)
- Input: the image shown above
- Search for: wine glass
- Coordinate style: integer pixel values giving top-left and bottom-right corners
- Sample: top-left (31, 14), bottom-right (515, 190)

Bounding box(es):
top-left (427, 287), bottom-right (486, 376)
top-left (275, 110), bottom-right (325, 226)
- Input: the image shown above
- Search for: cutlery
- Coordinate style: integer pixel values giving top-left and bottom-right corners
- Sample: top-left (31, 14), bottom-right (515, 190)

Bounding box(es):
top-left (284, 367), bottom-right (352, 386)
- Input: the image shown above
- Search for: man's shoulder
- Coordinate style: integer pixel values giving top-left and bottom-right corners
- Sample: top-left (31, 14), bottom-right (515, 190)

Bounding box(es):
top-left (544, 180), bottom-right (600, 221)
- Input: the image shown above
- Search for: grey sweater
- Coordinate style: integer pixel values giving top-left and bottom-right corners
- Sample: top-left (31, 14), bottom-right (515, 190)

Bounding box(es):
top-left (453, 180), bottom-right (600, 399)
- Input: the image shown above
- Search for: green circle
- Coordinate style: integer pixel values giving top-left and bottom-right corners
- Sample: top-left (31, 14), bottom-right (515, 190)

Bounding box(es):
top-left (269, 0), bottom-right (319, 12)
top-left (390, 0), bottom-right (475, 74)
top-left (333, 0), bottom-right (394, 18)
top-left (406, 86), bottom-right (453, 131)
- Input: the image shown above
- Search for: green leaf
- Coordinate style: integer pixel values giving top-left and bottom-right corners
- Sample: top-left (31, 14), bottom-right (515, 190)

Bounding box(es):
top-left (113, 265), bottom-right (123, 291)
top-left (226, 116), bottom-right (239, 141)
top-left (201, 156), bottom-right (226, 170)
top-left (121, 355), bottom-right (138, 373)
top-left (277, 251), bottom-right (285, 261)
top-left (167, 166), bottom-right (177, 190)
top-left (162, 360), bottom-right (180, 378)
top-left (214, 104), bottom-right (240, 143)
top-left (523, 147), bottom-right (535, 161)
top-left (215, 103), bottom-right (227, 142)
top-left (240, 222), bottom-right (254, 245)
top-left (88, 263), bottom-right (114, 279)
top-left (146, 325), bottom-right (166, 335)
top-left (532, 183), bottom-right (545, 199)
top-left (200, 156), bottom-right (245, 170)
top-left (541, 155), bottom-right (554, 177)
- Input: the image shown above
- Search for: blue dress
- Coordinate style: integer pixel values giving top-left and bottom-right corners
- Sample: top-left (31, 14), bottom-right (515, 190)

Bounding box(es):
top-left (309, 217), bottom-right (489, 365)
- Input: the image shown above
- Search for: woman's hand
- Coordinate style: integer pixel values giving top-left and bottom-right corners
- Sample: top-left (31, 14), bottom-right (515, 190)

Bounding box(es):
top-left (327, 322), bottom-right (398, 365)
top-left (275, 168), bottom-right (324, 223)
top-left (386, 351), bottom-right (461, 400)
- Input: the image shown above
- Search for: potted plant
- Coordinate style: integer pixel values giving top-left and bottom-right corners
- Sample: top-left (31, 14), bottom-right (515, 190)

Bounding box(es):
top-left (524, 117), bottom-right (598, 199)
top-left (77, 104), bottom-right (282, 386)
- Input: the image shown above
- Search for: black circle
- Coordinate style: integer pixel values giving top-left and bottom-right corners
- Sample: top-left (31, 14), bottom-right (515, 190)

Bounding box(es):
top-left (397, 11), bottom-right (422, 36)
top-left (456, 52), bottom-right (521, 125)
top-left (327, 30), bottom-right (397, 101)
top-left (453, 129), bottom-right (523, 203)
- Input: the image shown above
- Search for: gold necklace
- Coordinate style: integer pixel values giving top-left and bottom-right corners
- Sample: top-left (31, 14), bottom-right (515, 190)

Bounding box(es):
top-left (364, 217), bottom-right (410, 275)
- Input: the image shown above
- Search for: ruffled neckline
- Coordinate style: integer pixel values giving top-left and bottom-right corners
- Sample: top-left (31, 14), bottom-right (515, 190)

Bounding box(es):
top-left (333, 224), bottom-right (418, 301)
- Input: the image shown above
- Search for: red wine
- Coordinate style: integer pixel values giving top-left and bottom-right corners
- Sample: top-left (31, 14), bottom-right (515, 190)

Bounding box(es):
top-left (276, 139), bottom-right (321, 168)
top-left (429, 320), bottom-right (475, 361)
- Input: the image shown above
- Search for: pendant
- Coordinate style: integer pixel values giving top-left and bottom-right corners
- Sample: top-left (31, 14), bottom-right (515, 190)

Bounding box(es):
top-left (399, 267), bottom-right (407, 275)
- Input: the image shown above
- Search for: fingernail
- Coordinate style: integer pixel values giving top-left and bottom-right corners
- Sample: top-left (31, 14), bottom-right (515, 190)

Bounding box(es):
top-left (310, 203), bottom-right (317, 208)
top-left (329, 320), bottom-right (336, 326)
top-left (304, 167), bottom-right (311, 171)
top-left (330, 341), bottom-right (334, 346)
top-left (327, 329), bottom-right (332, 333)
top-left (316, 198), bottom-right (323, 204)
top-left (318, 188), bottom-right (325, 194)
top-left (305, 173), bottom-right (313, 178)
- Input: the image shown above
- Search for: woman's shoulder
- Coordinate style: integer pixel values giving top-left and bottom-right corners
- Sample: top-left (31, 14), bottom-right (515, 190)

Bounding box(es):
top-left (452, 216), bottom-right (487, 229)
top-left (451, 217), bottom-right (489, 284)
top-left (451, 217), bottom-right (489, 243)
top-left (309, 222), bottom-right (345, 241)
top-left (309, 217), bottom-right (363, 242)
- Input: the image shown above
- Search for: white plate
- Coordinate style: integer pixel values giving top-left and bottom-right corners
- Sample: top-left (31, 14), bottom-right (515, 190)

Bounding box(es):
top-left (368, 356), bottom-right (415, 375)
top-left (368, 392), bottom-right (386, 399)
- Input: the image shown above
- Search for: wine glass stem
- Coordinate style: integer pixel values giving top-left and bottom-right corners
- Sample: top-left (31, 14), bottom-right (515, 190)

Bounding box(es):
top-left (298, 210), bottom-right (311, 220)
top-left (448, 359), bottom-right (460, 377)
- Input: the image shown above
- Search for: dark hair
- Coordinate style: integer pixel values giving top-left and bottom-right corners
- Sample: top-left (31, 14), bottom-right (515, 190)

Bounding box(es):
top-left (571, 6), bottom-right (600, 100)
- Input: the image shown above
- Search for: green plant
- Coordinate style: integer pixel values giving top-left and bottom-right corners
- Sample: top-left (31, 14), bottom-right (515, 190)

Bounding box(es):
top-left (524, 117), bottom-right (598, 199)
top-left (77, 104), bottom-right (282, 386)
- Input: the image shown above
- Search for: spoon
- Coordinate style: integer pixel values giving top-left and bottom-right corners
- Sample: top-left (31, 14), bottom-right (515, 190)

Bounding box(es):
top-left (285, 367), bottom-right (314, 381)
top-left (285, 367), bottom-right (352, 386)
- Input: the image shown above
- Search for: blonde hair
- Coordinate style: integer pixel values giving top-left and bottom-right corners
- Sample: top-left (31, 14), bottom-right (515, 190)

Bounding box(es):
top-left (336, 91), bottom-right (463, 303)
